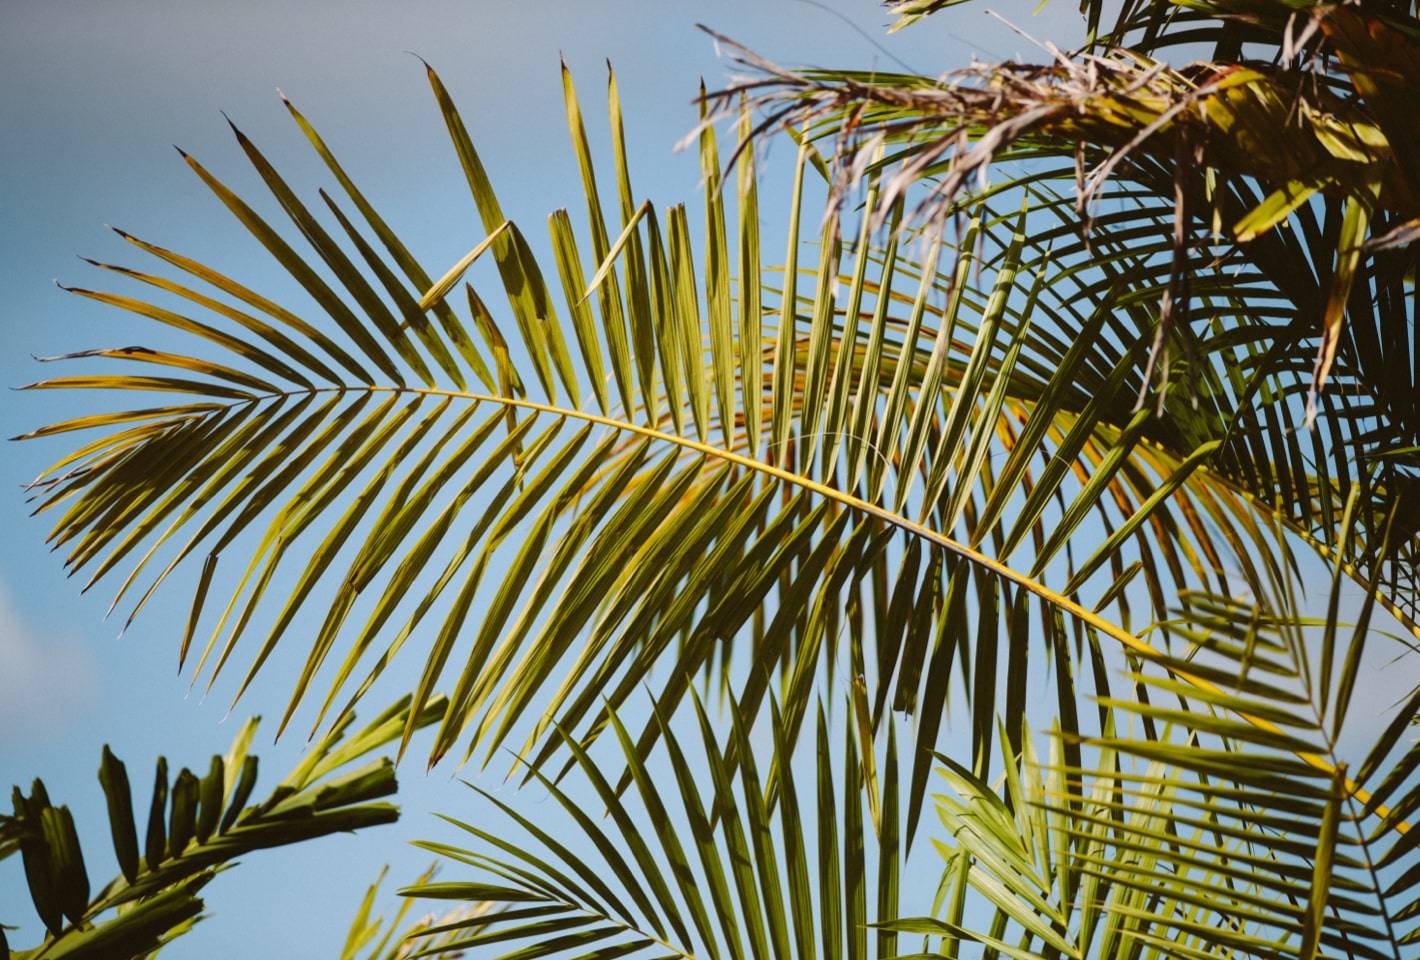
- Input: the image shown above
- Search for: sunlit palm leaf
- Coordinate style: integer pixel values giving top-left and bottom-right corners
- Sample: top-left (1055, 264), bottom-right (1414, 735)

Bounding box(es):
top-left (341, 864), bottom-right (493, 960)
top-left (14, 59), bottom-right (1301, 826)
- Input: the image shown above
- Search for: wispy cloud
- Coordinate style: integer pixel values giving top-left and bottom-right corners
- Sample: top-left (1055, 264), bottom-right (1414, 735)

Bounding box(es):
top-left (0, 579), bottom-right (97, 741)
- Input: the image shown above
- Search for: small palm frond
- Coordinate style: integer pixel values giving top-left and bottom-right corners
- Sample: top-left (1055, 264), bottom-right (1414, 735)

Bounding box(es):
top-left (1083, 518), bottom-right (1420, 953)
top-left (402, 694), bottom-right (907, 960)
top-left (341, 864), bottom-right (493, 960)
top-left (1094, 584), bottom-right (1418, 955)
top-left (883, 735), bottom-right (1091, 960)
top-left (920, 730), bottom-right (1370, 960)
top-left (1, 695), bottom-right (443, 960)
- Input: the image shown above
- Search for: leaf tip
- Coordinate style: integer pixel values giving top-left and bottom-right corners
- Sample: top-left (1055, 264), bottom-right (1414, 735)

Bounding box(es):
top-left (219, 111), bottom-right (247, 143)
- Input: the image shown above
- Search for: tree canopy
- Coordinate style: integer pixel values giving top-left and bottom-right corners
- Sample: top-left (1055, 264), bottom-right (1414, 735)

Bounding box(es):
top-left (7, 1), bottom-right (1420, 957)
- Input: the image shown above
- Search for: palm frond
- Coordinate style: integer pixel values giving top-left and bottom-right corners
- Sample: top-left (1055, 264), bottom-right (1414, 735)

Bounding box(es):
top-left (929, 548), bottom-right (1420, 958)
top-left (2, 694), bottom-right (443, 960)
top-left (340, 864), bottom-right (493, 960)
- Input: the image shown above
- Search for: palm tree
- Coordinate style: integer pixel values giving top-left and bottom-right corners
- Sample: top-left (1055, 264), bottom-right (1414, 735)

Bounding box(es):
top-left (9, 0), bottom-right (1420, 956)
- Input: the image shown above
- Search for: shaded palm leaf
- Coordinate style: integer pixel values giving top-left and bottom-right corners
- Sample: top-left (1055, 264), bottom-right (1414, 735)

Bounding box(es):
top-left (1, 695), bottom-right (443, 960)
top-left (927, 545), bottom-right (1420, 957)
top-left (400, 694), bottom-right (903, 960)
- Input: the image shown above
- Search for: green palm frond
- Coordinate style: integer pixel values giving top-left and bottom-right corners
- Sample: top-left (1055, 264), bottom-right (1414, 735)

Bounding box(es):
top-left (13, 55), bottom-right (1324, 835)
top-left (1, 695), bottom-right (443, 960)
top-left (922, 729), bottom-right (1371, 960)
top-left (1098, 587), bottom-right (1419, 955)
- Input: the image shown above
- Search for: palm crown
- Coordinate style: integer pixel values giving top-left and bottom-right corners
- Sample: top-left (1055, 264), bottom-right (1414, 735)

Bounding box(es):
top-left (7, 1), bottom-right (1420, 958)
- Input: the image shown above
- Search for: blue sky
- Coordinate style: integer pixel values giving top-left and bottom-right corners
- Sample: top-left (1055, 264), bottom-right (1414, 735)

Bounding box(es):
top-left (0, 2), bottom-right (1095, 954)
top-left (6, 2), bottom-right (1413, 956)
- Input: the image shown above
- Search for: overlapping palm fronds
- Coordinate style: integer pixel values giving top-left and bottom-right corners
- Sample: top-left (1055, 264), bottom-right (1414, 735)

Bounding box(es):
top-left (402, 696), bottom-right (913, 960)
top-left (400, 576), bottom-right (1420, 960)
top-left (1, 695), bottom-right (442, 959)
top-left (14, 51), bottom-right (1314, 835)
top-left (928, 551), bottom-right (1420, 958)
top-left (707, 0), bottom-right (1420, 630)
top-left (14, 2), bottom-right (1420, 957)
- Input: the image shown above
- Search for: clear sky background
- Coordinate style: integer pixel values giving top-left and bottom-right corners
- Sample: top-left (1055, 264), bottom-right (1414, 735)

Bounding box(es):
top-left (4, 2), bottom-right (1412, 956)
top-left (0, 2), bottom-right (1094, 954)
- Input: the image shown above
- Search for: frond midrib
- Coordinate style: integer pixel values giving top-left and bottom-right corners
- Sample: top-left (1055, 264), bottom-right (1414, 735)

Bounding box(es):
top-left (160, 378), bottom-right (1389, 823)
